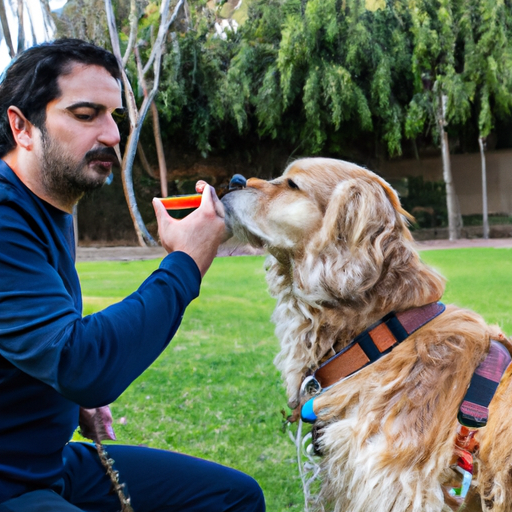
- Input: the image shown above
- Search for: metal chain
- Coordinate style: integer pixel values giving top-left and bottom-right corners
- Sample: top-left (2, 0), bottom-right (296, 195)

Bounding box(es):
top-left (95, 442), bottom-right (134, 512)
top-left (287, 419), bottom-right (324, 512)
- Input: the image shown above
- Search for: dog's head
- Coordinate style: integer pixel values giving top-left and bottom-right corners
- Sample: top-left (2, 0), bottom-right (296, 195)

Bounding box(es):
top-left (222, 157), bottom-right (444, 405)
top-left (223, 157), bottom-right (414, 267)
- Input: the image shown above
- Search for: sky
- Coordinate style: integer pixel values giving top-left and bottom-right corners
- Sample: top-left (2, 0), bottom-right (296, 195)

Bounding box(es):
top-left (0, 0), bottom-right (67, 74)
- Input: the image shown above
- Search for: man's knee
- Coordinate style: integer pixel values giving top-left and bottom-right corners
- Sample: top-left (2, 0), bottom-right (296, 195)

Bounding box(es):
top-left (226, 471), bottom-right (265, 512)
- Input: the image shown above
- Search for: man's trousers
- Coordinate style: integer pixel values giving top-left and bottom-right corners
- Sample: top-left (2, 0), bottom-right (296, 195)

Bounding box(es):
top-left (0, 442), bottom-right (265, 511)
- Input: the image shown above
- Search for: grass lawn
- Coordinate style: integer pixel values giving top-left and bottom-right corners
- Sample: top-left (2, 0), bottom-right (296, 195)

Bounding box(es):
top-left (420, 248), bottom-right (512, 333)
top-left (76, 247), bottom-right (512, 510)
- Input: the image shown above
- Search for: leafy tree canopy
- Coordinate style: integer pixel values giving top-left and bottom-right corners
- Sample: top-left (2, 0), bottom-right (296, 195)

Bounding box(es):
top-left (54, 0), bottom-right (512, 162)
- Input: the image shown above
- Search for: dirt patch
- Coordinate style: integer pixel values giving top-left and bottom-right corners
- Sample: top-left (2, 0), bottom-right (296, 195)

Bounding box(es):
top-left (76, 238), bottom-right (512, 262)
top-left (416, 238), bottom-right (512, 251)
top-left (76, 240), bottom-right (263, 262)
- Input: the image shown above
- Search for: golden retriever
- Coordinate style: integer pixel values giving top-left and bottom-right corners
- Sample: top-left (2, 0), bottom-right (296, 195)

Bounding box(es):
top-left (221, 157), bottom-right (512, 512)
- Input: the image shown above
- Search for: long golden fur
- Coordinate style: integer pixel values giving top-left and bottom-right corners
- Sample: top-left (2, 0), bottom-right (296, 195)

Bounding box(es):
top-left (221, 157), bottom-right (512, 512)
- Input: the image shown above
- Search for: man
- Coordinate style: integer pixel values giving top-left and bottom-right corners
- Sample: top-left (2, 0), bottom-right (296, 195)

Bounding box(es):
top-left (0, 38), bottom-right (265, 512)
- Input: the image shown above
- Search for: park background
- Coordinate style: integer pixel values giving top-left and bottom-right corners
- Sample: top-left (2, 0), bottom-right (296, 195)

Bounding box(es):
top-left (3, 1), bottom-right (512, 509)
top-left (3, 0), bottom-right (512, 244)
top-left (75, 247), bottom-right (512, 511)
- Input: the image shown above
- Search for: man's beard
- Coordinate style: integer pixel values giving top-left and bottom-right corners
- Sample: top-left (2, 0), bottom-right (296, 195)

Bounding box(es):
top-left (40, 127), bottom-right (120, 206)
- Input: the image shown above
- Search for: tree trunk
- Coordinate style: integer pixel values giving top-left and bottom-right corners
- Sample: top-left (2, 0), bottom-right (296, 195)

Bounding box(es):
top-left (137, 142), bottom-right (158, 180)
top-left (0, 0), bottom-right (15, 58)
top-left (479, 136), bottom-right (489, 239)
top-left (122, 0), bottom-right (138, 67)
top-left (151, 101), bottom-right (168, 198)
top-left (16, 0), bottom-right (24, 54)
top-left (25, 1), bottom-right (37, 44)
top-left (104, 0), bottom-right (183, 245)
top-left (39, 0), bottom-right (55, 39)
top-left (438, 92), bottom-right (461, 241)
top-left (134, 47), bottom-right (168, 198)
top-left (105, 0), bottom-right (156, 246)
top-left (120, 72), bottom-right (158, 247)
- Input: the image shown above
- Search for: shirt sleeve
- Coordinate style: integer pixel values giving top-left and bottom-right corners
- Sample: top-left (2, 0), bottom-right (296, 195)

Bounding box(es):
top-left (0, 203), bottom-right (201, 408)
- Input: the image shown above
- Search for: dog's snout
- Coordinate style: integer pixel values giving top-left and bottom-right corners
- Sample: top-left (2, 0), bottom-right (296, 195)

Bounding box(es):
top-left (229, 174), bottom-right (247, 190)
top-left (246, 177), bottom-right (270, 190)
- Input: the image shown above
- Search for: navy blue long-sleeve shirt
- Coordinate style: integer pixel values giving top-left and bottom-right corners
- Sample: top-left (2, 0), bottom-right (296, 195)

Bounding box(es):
top-left (0, 160), bottom-right (201, 502)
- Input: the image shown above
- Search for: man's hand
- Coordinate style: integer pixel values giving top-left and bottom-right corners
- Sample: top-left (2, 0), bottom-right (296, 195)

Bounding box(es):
top-left (152, 183), bottom-right (227, 277)
top-left (79, 406), bottom-right (116, 443)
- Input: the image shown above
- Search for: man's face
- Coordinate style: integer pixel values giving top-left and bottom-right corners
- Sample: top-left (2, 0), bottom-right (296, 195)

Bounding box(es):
top-left (38, 63), bottom-right (123, 204)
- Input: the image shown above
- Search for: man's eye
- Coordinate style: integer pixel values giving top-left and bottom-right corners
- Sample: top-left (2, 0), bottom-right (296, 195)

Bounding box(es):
top-left (75, 114), bottom-right (93, 121)
top-left (72, 110), bottom-right (97, 121)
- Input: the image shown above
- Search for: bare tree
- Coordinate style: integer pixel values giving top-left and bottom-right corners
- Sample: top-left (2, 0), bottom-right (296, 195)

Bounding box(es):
top-left (105, 0), bottom-right (185, 246)
top-left (0, 0), bottom-right (16, 58)
top-left (16, 0), bottom-right (24, 54)
top-left (437, 92), bottom-right (462, 240)
top-left (478, 137), bottom-right (489, 238)
top-left (0, 0), bottom-right (55, 59)
top-left (134, 44), bottom-right (168, 198)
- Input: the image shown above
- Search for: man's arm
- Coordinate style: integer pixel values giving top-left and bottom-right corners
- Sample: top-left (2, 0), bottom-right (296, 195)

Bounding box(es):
top-left (0, 183), bottom-right (225, 408)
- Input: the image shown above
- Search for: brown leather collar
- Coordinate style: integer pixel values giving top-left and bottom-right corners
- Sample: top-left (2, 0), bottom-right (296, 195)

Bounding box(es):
top-left (311, 302), bottom-right (446, 390)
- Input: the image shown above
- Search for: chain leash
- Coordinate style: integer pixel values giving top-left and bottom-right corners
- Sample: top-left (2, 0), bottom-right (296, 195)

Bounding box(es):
top-left (95, 442), bottom-right (134, 512)
top-left (287, 419), bottom-right (324, 512)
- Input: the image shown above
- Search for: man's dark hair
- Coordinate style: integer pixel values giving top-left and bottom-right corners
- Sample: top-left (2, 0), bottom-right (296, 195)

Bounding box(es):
top-left (0, 38), bottom-right (121, 158)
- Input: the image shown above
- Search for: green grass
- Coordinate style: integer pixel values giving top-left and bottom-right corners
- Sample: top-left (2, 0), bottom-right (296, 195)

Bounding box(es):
top-left (77, 256), bottom-right (302, 511)
top-left (420, 248), bottom-right (512, 334)
top-left (76, 248), bottom-right (512, 510)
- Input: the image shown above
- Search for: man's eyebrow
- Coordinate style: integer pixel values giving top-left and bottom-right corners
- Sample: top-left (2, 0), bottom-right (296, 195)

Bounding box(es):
top-left (66, 101), bottom-right (104, 111)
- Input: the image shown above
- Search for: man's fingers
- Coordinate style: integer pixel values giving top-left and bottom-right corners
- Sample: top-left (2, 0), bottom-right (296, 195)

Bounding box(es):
top-left (196, 180), bottom-right (207, 194)
top-left (95, 406), bottom-right (116, 441)
top-left (211, 187), bottom-right (225, 218)
top-left (197, 183), bottom-right (225, 218)
top-left (78, 406), bottom-right (116, 442)
top-left (198, 183), bottom-right (212, 207)
top-left (153, 197), bottom-right (178, 225)
top-left (152, 197), bottom-right (167, 218)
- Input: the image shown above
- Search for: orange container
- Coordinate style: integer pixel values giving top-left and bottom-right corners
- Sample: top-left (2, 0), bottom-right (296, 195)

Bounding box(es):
top-left (158, 194), bottom-right (202, 210)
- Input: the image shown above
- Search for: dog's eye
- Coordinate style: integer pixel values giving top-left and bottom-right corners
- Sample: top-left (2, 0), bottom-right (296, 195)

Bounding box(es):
top-left (287, 179), bottom-right (300, 190)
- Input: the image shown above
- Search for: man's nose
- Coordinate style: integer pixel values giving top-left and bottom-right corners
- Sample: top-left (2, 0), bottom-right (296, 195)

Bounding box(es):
top-left (97, 113), bottom-right (121, 147)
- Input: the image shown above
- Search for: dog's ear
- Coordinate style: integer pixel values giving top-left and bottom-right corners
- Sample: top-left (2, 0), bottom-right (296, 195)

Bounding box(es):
top-left (297, 176), bottom-right (414, 299)
top-left (374, 176), bottom-right (415, 225)
top-left (316, 176), bottom-right (408, 251)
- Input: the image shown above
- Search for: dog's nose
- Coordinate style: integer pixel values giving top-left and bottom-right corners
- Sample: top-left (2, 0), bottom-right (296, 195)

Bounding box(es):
top-left (229, 174), bottom-right (247, 190)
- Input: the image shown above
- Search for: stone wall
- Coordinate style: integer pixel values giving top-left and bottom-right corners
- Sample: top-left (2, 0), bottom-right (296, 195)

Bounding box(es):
top-left (378, 149), bottom-right (512, 216)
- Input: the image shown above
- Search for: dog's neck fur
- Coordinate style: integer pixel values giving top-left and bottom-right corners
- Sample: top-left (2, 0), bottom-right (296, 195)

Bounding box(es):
top-left (267, 235), bottom-right (446, 408)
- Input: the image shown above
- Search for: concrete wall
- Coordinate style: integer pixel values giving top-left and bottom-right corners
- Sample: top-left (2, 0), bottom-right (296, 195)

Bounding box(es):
top-left (378, 149), bottom-right (512, 215)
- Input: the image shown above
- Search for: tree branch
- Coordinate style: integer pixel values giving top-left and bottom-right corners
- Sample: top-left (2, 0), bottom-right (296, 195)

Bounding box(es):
top-left (122, 0), bottom-right (138, 67)
top-left (142, 0), bottom-right (184, 75)
top-left (0, 0), bottom-right (15, 58)
top-left (16, 0), bottom-right (24, 54)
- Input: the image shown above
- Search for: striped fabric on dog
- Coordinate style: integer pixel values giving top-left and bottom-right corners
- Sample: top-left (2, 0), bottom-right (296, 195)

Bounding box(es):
top-left (458, 340), bottom-right (511, 428)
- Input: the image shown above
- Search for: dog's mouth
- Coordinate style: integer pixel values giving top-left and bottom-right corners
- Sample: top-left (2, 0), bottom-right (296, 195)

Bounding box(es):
top-left (222, 173), bottom-right (248, 230)
top-left (221, 174), bottom-right (268, 247)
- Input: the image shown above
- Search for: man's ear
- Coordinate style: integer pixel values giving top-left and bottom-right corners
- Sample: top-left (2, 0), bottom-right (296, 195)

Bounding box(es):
top-left (7, 106), bottom-right (36, 150)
